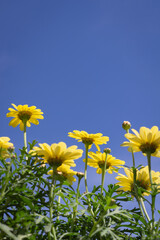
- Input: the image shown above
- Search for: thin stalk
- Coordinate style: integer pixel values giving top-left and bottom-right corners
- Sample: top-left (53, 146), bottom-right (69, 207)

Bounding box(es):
top-left (23, 122), bottom-right (27, 150)
top-left (101, 153), bottom-right (107, 194)
top-left (147, 153), bottom-right (155, 230)
top-left (127, 129), bottom-right (136, 185)
top-left (70, 177), bottom-right (81, 239)
top-left (147, 154), bottom-right (152, 186)
top-left (131, 150), bottom-right (137, 185)
top-left (77, 176), bottom-right (81, 196)
top-left (84, 144), bottom-right (89, 193)
top-left (84, 144), bottom-right (95, 218)
top-left (89, 211), bottom-right (106, 238)
top-left (140, 198), bottom-right (150, 222)
top-left (131, 151), bottom-right (146, 221)
top-left (131, 150), bottom-right (137, 196)
top-left (131, 150), bottom-right (135, 168)
top-left (57, 193), bottom-right (61, 221)
top-left (134, 196), bottom-right (145, 220)
top-left (49, 175), bottom-right (57, 240)
top-left (23, 121), bottom-right (29, 162)
top-left (126, 129), bottom-right (149, 226)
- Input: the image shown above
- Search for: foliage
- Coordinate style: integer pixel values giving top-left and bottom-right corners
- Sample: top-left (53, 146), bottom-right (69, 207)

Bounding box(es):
top-left (1, 105), bottom-right (160, 239)
top-left (0, 144), bottom-right (156, 239)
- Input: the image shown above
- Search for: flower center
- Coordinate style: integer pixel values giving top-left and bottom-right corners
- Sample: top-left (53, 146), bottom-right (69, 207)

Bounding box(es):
top-left (52, 171), bottom-right (66, 182)
top-left (131, 180), bottom-right (150, 195)
top-left (139, 143), bottom-right (157, 154)
top-left (136, 180), bottom-right (149, 190)
top-left (82, 137), bottom-right (93, 145)
top-left (47, 157), bottom-right (62, 168)
top-left (99, 161), bottom-right (110, 169)
top-left (18, 111), bottom-right (32, 122)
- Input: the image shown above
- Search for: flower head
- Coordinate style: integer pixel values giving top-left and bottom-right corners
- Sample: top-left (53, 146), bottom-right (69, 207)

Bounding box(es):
top-left (48, 165), bottom-right (77, 185)
top-left (6, 104), bottom-right (44, 131)
top-left (68, 130), bottom-right (109, 150)
top-left (121, 126), bottom-right (160, 157)
top-left (0, 137), bottom-right (14, 159)
top-left (86, 151), bottom-right (125, 174)
top-left (115, 166), bottom-right (160, 196)
top-left (31, 142), bottom-right (83, 171)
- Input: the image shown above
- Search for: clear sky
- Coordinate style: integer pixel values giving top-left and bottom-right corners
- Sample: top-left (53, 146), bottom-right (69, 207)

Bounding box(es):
top-left (1, 0), bottom-right (160, 202)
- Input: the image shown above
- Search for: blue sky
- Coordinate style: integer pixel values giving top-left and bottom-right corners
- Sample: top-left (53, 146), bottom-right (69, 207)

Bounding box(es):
top-left (1, 1), bottom-right (160, 212)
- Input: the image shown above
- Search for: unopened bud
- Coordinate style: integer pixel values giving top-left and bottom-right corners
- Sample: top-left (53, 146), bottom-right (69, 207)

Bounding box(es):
top-left (122, 121), bottom-right (131, 131)
top-left (76, 172), bottom-right (84, 179)
top-left (6, 161), bottom-right (11, 165)
top-left (8, 146), bottom-right (15, 153)
top-left (11, 154), bottom-right (16, 159)
top-left (103, 148), bottom-right (111, 154)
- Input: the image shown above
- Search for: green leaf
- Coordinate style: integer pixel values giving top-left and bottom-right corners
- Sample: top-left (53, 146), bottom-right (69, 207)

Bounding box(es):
top-left (18, 195), bottom-right (34, 209)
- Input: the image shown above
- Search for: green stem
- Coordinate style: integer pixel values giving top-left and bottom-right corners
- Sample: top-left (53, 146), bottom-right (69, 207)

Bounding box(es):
top-left (84, 144), bottom-right (89, 193)
top-left (101, 153), bottom-right (107, 194)
top-left (70, 177), bottom-right (81, 239)
top-left (49, 175), bottom-right (57, 240)
top-left (126, 130), bottom-right (150, 227)
top-left (84, 144), bottom-right (95, 218)
top-left (57, 192), bottom-right (61, 221)
top-left (89, 212), bottom-right (106, 238)
top-left (147, 154), bottom-right (152, 186)
top-left (131, 150), bottom-right (147, 223)
top-left (147, 153), bottom-right (155, 230)
top-left (77, 176), bottom-right (81, 195)
top-left (131, 149), bottom-right (137, 186)
top-left (134, 195), bottom-right (145, 220)
top-left (23, 121), bottom-right (29, 163)
top-left (23, 122), bottom-right (27, 150)
top-left (131, 150), bottom-right (135, 168)
top-left (140, 198), bottom-right (150, 222)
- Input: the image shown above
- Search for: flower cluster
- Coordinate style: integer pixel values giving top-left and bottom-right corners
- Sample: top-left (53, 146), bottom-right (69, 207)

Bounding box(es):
top-left (117, 124), bottom-right (160, 198)
top-left (5, 104), bottom-right (160, 196)
top-left (2, 104), bottom-right (160, 238)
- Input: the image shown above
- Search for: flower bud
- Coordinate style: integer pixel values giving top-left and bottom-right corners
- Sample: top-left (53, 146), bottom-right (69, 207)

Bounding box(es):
top-left (6, 161), bottom-right (11, 165)
top-left (8, 146), bottom-right (15, 153)
top-left (103, 148), bottom-right (111, 154)
top-left (76, 172), bottom-right (84, 180)
top-left (11, 154), bottom-right (16, 159)
top-left (122, 121), bottom-right (131, 131)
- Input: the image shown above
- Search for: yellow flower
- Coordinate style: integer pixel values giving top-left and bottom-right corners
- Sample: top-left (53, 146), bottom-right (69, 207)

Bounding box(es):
top-left (31, 142), bottom-right (83, 170)
top-left (115, 166), bottom-right (160, 196)
top-left (48, 165), bottom-right (77, 185)
top-left (68, 130), bottom-right (109, 150)
top-left (6, 104), bottom-right (44, 131)
top-left (121, 126), bottom-right (160, 157)
top-left (0, 137), bottom-right (14, 159)
top-left (86, 151), bottom-right (125, 174)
